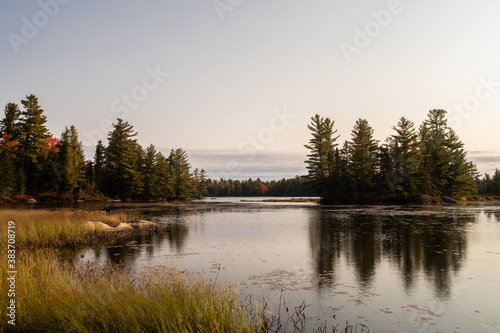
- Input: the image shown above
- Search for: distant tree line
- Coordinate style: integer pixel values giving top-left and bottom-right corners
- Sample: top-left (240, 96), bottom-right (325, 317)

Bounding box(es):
top-left (0, 94), bottom-right (206, 201)
top-left (304, 109), bottom-right (491, 203)
top-left (475, 170), bottom-right (500, 195)
top-left (205, 176), bottom-right (308, 197)
top-left (2, 97), bottom-right (497, 202)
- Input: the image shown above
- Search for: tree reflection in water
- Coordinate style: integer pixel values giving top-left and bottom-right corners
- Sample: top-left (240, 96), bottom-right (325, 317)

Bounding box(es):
top-left (308, 209), bottom-right (471, 299)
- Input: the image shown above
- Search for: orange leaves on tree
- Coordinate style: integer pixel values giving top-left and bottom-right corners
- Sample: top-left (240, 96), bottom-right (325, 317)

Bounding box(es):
top-left (44, 136), bottom-right (60, 153)
top-left (0, 132), bottom-right (19, 154)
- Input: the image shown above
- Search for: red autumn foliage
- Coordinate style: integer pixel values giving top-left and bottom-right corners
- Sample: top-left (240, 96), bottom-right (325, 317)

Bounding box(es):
top-left (44, 136), bottom-right (60, 153)
top-left (0, 132), bottom-right (19, 154)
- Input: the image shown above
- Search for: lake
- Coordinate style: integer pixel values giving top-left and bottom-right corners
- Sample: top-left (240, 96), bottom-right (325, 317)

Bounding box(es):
top-left (75, 199), bottom-right (500, 332)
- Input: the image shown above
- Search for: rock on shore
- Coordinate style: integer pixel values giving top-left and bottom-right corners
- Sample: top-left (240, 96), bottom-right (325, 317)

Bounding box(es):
top-left (85, 220), bottom-right (163, 232)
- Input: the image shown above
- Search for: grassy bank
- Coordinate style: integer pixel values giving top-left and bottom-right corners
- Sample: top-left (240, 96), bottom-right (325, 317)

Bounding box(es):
top-left (0, 209), bottom-right (140, 249)
top-left (0, 209), bottom-right (267, 332)
top-left (0, 250), bottom-right (264, 332)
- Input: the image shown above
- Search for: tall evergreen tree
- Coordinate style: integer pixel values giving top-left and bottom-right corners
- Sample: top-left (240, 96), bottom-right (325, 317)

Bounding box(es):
top-left (155, 151), bottom-right (172, 199)
top-left (387, 117), bottom-right (419, 195)
top-left (142, 144), bottom-right (163, 198)
top-left (18, 94), bottom-right (51, 193)
top-left (416, 109), bottom-right (477, 197)
top-left (0, 133), bottom-right (18, 195)
top-left (348, 119), bottom-right (378, 195)
top-left (93, 140), bottom-right (105, 191)
top-left (375, 143), bottom-right (393, 192)
top-left (57, 125), bottom-right (86, 198)
top-left (104, 118), bottom-right (143, 199)
top-left (197, 169), bottom-right (208, 198)
top-left (491, 170), bottom-right (500, 195)
top-left (416, 110), bottom-right (450, 196)
top-left (168, 148), bottom-right (193, 200)
top-left (443, 129), bottom-right (475, 196)
top-left (1, 103), bottom-right (21, 139)
top-left (304, 114), bottom-right (339, 199)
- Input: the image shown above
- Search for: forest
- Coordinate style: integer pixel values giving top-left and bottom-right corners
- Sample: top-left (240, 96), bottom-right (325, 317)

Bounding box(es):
top-left (0, 94), bottom-right (206, 201)
top-left (1, 96), bottom-right (499, 203)
top-left (303, 110), bottom-right (500, 203)
top-left (204, 176), bottom-right (308, 197)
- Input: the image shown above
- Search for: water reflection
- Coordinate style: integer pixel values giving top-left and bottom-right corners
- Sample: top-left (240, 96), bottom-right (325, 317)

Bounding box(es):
top-left (70, 204), bottom-right (500, 332)
top-left (308, 209), bottom-right (472, 299)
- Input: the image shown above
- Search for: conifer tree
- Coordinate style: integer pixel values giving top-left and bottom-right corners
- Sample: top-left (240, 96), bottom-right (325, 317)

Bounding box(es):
top-left (348, 119), bottom-right (378, 195)
top-left (375, 143), bottom-right (393, 192)
top-left (491, 170), bottom-right (500, 195)
top-left (1, 103), bottom-right (21, 139)
top-left (387, 117), bottom-right (419, 195)
top-left (57, 125), bottom-right (86, 198)
top-left (93, 140), bottom-right (105, 190)
top-left (18, 94), bottom-right (51, 193)
top-left (143, 144), bottom-right (162, 198)
top-left (0, 133), bottom-right (18, 195)
top-left (197, 169), bottom-right (208, 198)
top-left (444, 129), bottom-right (477, 196)
top-left (304, 114), bottom-right (339, 199)
top-left (168, 148), bottom-right (193, 200)
top-left (104, 118), bottom-right (143, 199)
top-left (154, 151), bottom-right (171, 199)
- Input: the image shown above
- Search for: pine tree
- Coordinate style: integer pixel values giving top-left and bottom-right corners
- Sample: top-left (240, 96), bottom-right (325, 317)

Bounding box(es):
top-left (93, 140), bottom-right (105, 191)
top-left (491, 170), bottom-right (500, 195)
top-left (18, 94), bottom-right (51, 193)
top-left (1, 103), bottom-right (21, 139)
top-left (416, 110), bottom-right (450, 196)
top-left (168, 148), bottom-right (193, 200)
top-left (443, 129), bottom-right (477, 197)
top-left (375, 143), bottom-right (393, 192)
top-left (304, 114), bottom-right (339, 199)
top-left (155, 151), bottom-right (171, 199)
top-left (0, 133), bottom-right (18, 195)
top-left (131, 142), bottom-right (145, 196)
top-left (197, 169), bottom-right (208, 198)
top-left (143, 144), bottom-right (162, 198)
top-left (82, 160), bottom-right (95, 195)
top-left (348, 119), bottom-right (378, 195)
top-left (387, 117), bottom-right (419, 195)
top-left (57, 125), bottom-right (86, 198)
top-left (416, 109), bottom-right (477, 198)
top-left (104, 118), bottom-right (143, 199)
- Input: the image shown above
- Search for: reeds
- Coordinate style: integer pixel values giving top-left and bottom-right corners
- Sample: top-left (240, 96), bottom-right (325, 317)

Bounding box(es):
top-left (0, 209), bottom-right (138, 249)
top-left (0, 209), bottom-right (269, 332)
top-left (0, 250), bottom-right (266, 332)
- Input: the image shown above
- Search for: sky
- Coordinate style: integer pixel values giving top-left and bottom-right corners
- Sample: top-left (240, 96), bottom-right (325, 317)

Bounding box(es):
top-left (1, 0), bottom-right (499, 180)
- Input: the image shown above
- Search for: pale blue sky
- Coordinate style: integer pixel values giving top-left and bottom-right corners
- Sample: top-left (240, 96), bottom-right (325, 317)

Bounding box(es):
top-left (1, 0), bottom-right (499, 180)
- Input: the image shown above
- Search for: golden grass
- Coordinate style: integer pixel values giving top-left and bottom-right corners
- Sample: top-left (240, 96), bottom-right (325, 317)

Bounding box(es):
top-left (0, 250), bottom-right (265, 332)
top-left (0, 209), bottom-right (267, 332)
top-left (0, 209), bottom-right (138, 249)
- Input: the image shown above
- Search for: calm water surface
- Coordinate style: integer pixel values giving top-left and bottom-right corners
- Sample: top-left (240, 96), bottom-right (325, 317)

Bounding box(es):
top-left (77, 199), bottom-right (500, 332)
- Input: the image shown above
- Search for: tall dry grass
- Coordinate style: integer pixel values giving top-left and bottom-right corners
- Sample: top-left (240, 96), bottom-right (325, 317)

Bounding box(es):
top-left (0, 209), bottom-right (267, 332)
top-left (0, 209), bottom-right (138, 248)
top-left (0, 250), bottom-right (265, 332)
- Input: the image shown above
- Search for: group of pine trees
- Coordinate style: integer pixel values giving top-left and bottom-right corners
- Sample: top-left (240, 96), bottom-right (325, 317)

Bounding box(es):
top-left (205, 176), bottom-right (307, 197)
top-left (304, 109), bottom-right (484, 203)
top-left (0, 95), bottom-right (206, 201)
top-left (1, 96), bottom-right (497, 203)
top-left (476, 170), bottom-right (500, 195)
